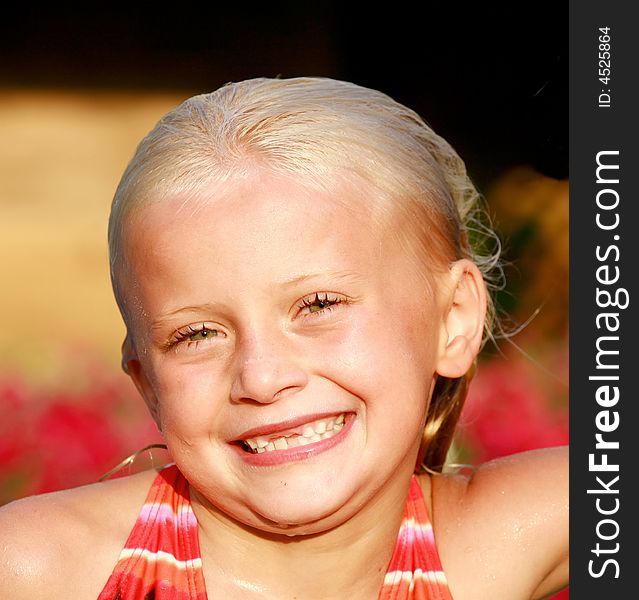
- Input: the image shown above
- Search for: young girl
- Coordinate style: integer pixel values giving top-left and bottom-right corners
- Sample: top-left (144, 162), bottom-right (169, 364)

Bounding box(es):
top-left (0, 77), bottom-right (567, 599)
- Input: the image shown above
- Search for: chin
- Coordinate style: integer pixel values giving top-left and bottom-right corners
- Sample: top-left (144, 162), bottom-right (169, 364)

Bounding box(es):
top-left (240, 470), bottom-right (361, 534)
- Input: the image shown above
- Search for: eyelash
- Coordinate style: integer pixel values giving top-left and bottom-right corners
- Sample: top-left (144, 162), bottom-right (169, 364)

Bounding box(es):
top-left (169, 323), bottom-right (222, 348)
top-left (296, 292), bottom-right (347, 317)
top-left (166, 292), bottom-right (346, 350)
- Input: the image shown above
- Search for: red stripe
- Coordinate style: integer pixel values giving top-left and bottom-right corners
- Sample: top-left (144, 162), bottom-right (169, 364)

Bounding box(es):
top-left (98, 467), bottom-right (452, 599)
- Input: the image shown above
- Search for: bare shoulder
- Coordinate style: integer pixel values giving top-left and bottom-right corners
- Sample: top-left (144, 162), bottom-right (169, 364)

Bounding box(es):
top-left (0, 468), bottom-right (158, 599)
top-left (425, 446), bottom-right (568, 600)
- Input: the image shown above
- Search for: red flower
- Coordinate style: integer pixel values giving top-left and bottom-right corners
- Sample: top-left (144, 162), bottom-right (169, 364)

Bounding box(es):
top-left (458, 353), bottom-right (568, 462)
top-left (0, 364), bottom-right (162, 504)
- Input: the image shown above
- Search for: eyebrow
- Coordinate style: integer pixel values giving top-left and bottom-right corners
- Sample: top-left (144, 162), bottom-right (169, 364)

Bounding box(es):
top-left (150, 270), bottom-right (366, 330)
top-left (150, 303), bottom-right (223, 330)
top-left (275, 270), bottom-right (366, 289)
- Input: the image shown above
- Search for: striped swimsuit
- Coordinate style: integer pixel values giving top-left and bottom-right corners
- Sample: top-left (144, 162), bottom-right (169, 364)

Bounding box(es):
top-left (97, 465), bottom-right (452, 599)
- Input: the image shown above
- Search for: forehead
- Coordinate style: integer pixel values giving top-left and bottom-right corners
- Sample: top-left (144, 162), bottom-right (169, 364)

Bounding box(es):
top-left (124, 172), bottom-right (378, 262)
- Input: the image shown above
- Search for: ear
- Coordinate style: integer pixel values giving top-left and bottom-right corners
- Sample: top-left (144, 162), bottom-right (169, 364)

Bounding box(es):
top-left (436, 259), bottom-right (487, 378)
top-left (122, 333), bottom-right (162, 429)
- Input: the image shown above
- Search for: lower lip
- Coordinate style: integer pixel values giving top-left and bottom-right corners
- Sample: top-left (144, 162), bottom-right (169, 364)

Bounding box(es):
top-left (232, 414), bottom-right (355, 467)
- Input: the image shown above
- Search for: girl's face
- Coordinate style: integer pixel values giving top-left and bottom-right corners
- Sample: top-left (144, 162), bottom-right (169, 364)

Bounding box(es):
top-left (122, 171), bottom-right (455, 534)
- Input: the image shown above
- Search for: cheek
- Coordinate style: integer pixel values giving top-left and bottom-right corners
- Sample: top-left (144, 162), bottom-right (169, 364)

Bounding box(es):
top-left (147, 359), bottom-right (227, 437)
top-left (328, 304), bottom-right (439, 409)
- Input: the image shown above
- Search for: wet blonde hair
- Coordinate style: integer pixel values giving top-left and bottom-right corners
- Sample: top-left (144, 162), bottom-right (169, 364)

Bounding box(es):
top-left (108, 76), bottom-right (501, 472)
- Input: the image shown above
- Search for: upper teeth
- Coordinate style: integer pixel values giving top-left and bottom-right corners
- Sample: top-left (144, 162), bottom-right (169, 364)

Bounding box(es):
top-left (243, 413), bottom-right (345, 453)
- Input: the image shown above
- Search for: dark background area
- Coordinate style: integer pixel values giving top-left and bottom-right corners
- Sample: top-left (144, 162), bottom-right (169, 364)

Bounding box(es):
top-left (1, 4), bottom-right (567, 186)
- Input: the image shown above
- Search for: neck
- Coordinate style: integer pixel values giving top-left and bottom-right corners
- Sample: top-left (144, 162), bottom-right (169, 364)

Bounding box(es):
top-left (190, 467), bottom-right (415, 599)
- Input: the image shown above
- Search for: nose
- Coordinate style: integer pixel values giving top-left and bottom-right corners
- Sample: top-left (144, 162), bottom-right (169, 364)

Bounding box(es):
top-left (230, 328), bottom-right (308, 404)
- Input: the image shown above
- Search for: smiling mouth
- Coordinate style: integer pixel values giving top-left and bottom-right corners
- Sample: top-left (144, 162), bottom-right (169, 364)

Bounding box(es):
top-left (239, 413), bottom-right (346, 454)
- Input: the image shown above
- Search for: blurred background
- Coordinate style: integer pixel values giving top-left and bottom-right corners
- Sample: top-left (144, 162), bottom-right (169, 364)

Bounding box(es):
top-left (0, 0), bottom-right (567, 529)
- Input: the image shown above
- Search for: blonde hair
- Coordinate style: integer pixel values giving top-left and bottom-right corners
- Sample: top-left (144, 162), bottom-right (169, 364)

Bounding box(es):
top-left (108, 76), bottom-right (501, 472)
